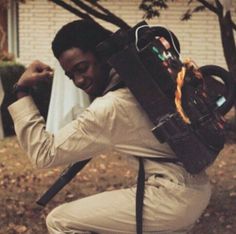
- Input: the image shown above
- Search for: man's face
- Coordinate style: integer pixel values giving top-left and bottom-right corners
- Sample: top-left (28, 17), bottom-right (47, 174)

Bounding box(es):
top-left (59, 47), bottom-right (110, 97)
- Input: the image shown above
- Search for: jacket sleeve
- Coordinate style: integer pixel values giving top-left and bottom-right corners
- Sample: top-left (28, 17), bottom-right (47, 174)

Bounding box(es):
top-left (8, 96), bottom-right (113, 169)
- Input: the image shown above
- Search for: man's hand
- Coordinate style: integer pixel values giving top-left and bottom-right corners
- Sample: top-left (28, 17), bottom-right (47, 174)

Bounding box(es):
top-left (17, 60), bottom-right (54, 87)
top-left (14, 60), bottom-right (54, 99)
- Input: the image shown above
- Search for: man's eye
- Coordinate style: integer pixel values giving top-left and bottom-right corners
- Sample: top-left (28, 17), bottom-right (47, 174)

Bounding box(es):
top-left (74, 64), bottom-right (89, 74)
top-left (65, 63), bottom-right (89, 80)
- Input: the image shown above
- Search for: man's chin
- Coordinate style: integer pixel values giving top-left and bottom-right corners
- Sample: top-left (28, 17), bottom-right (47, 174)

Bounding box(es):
top-left (86, 90), bottom-right (103, 98)
top-left (83, 85), bottom-right (93, 95)
top-left (84, 84), bottom-right (107, 97)
top-left (84, 88), bottom-right (98, 97)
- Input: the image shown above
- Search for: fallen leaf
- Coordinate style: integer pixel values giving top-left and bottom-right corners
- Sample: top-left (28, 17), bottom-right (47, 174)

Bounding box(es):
top-left (204, 212), bottom-right (210, 217)
top-left (0, 148), bottom-right (7, 153)
top-left (229, 192), bottom-right (236, 197)
top-left (226, 224), bottom-right (232, 229)
top-left (99, 163), bottom-right (106, 170)
top-left (14, 225), bottom-right (28, 233)
top-left (66, 193), bottom-right (75, 199)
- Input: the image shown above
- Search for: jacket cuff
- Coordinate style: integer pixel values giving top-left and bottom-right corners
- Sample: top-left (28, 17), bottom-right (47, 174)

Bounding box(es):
top-left (8, 96), bottom-right (39, 121)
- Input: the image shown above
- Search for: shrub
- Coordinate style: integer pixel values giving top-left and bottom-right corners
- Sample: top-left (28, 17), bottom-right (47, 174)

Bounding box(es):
top-left (0, 62), bottom-right (52, 136)
top-left (0, 62), bottom-right (25, 136)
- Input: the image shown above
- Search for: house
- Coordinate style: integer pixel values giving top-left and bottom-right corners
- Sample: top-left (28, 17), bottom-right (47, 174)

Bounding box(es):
top-left (9, 0), bottom-right (232, 68)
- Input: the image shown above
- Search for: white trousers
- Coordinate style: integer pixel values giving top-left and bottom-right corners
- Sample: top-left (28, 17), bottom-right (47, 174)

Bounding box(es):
top-left (46, 174), bottom-right (211, 234)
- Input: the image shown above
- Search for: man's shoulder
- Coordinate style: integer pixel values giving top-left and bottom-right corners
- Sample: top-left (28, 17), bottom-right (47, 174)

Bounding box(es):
top-left (88, 88), bottom-right (137, 116)
top-left (105, 87), bottom-right (135, 102)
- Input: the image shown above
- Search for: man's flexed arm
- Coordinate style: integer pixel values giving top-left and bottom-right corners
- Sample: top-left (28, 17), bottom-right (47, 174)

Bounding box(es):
top-left (8, 81), bottom-right (110, 169)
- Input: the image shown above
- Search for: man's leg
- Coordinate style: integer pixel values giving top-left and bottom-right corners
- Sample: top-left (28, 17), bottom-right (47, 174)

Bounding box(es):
top-left (46, 177), bottom-right (210, 234)
top-left (46, 187), bottom-right (137, 234)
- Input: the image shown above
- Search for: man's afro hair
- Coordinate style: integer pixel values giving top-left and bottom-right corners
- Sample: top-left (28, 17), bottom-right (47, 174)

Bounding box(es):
top-left (52, 20), bottom-right (112, 59)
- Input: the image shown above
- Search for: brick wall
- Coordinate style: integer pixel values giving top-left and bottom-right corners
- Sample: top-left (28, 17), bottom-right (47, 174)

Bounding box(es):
top-left (18, 0), bottom-right (235, 69)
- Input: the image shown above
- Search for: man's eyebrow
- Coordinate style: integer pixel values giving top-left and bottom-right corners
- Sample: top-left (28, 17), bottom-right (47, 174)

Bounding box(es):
top-left (72, 61), bottom-right (89, 69)
top-left (77, 61), bottom-right (87, 65)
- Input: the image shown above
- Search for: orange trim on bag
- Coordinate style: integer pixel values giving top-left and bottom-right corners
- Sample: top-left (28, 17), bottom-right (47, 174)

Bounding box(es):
top-left (174, 59), bottom-right (203, 124)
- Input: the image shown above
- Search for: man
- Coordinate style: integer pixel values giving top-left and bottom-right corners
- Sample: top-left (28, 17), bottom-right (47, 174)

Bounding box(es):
top-left (8, 20), bottom-right (211, 234)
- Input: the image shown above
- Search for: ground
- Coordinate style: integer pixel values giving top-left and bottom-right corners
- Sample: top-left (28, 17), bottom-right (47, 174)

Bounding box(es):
top-left (0, 113), bottom-right (235, 234)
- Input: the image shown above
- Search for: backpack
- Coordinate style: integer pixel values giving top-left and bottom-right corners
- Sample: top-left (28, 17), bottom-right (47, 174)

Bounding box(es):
top-left (97, 20), bottom-right (234, 174)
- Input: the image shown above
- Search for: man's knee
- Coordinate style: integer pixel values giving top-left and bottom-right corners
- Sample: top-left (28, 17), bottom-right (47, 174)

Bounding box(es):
top-left (46, 205), bottom-right (64, 233)
top-left (46, 204), bottom-right (91, 234)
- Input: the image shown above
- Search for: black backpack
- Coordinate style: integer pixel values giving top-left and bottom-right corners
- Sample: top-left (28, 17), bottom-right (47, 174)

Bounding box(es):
top-left (97, 20), bottom-right (235, 174)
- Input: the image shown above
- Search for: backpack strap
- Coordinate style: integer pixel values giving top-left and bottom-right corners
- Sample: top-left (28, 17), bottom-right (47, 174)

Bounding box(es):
top-left (136, 157), bottom-right (179, 234)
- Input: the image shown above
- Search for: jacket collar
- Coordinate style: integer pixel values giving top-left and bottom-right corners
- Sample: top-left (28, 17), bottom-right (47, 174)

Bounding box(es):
top-left (103, 68), bottom-right (125, 95)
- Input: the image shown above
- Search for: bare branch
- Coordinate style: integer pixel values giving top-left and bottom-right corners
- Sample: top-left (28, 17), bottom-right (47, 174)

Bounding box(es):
top-left (70, 0), bottom-right (130, 29)
top-left (85, 0), bottom-right (111, 15)
top-left (50, 0), bottom-right (130, 29)
top-left (196, 0), bottom-right (219, 15)
top-left (70, 0), bottom-right (107, 19)
top-left (181, 5), bottom-right (206, 21)
top-left (192, 5), bottom-right (205, 13)
top-left (230, 19), bottom-right (236, 31)
top-left (181, 9), bottom-right (192, 21)
top-left (50, 0), bottom-right (94, 20)
top-left (83, 0), bottom-right (130, 29)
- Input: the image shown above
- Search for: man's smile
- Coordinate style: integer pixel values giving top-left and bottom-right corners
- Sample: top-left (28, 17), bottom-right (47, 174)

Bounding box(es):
top-left (81, 81), bottom-right (93, 92)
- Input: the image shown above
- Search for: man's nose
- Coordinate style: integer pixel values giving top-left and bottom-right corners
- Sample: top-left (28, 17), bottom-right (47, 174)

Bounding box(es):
top-left (74, 75), bottom-right (85, 86)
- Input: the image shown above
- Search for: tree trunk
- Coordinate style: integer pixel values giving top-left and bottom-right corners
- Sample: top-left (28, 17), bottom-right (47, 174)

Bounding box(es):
top-left (218, 11), bottom-right (236, 122)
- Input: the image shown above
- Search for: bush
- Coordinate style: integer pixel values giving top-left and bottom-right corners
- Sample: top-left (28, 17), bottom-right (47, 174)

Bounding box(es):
top-left (0, 62), bottom-right (52, 136)
top-left (0, 62), bottom-right (25, 136)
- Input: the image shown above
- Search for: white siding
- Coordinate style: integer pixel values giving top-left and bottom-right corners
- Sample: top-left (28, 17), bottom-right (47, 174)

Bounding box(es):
top-left (18, 0), bottom-right (235, 69)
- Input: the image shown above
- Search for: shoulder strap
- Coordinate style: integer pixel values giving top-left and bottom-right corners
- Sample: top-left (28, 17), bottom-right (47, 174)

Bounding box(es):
top-left (108, 44), bottom-right (174, 125)
top-left (136, 157), bottom-right (179, 234)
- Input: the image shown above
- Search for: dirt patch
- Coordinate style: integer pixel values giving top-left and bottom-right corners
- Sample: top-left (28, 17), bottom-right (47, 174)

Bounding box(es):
top-left (0, 122), bottom-right (236, 234)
